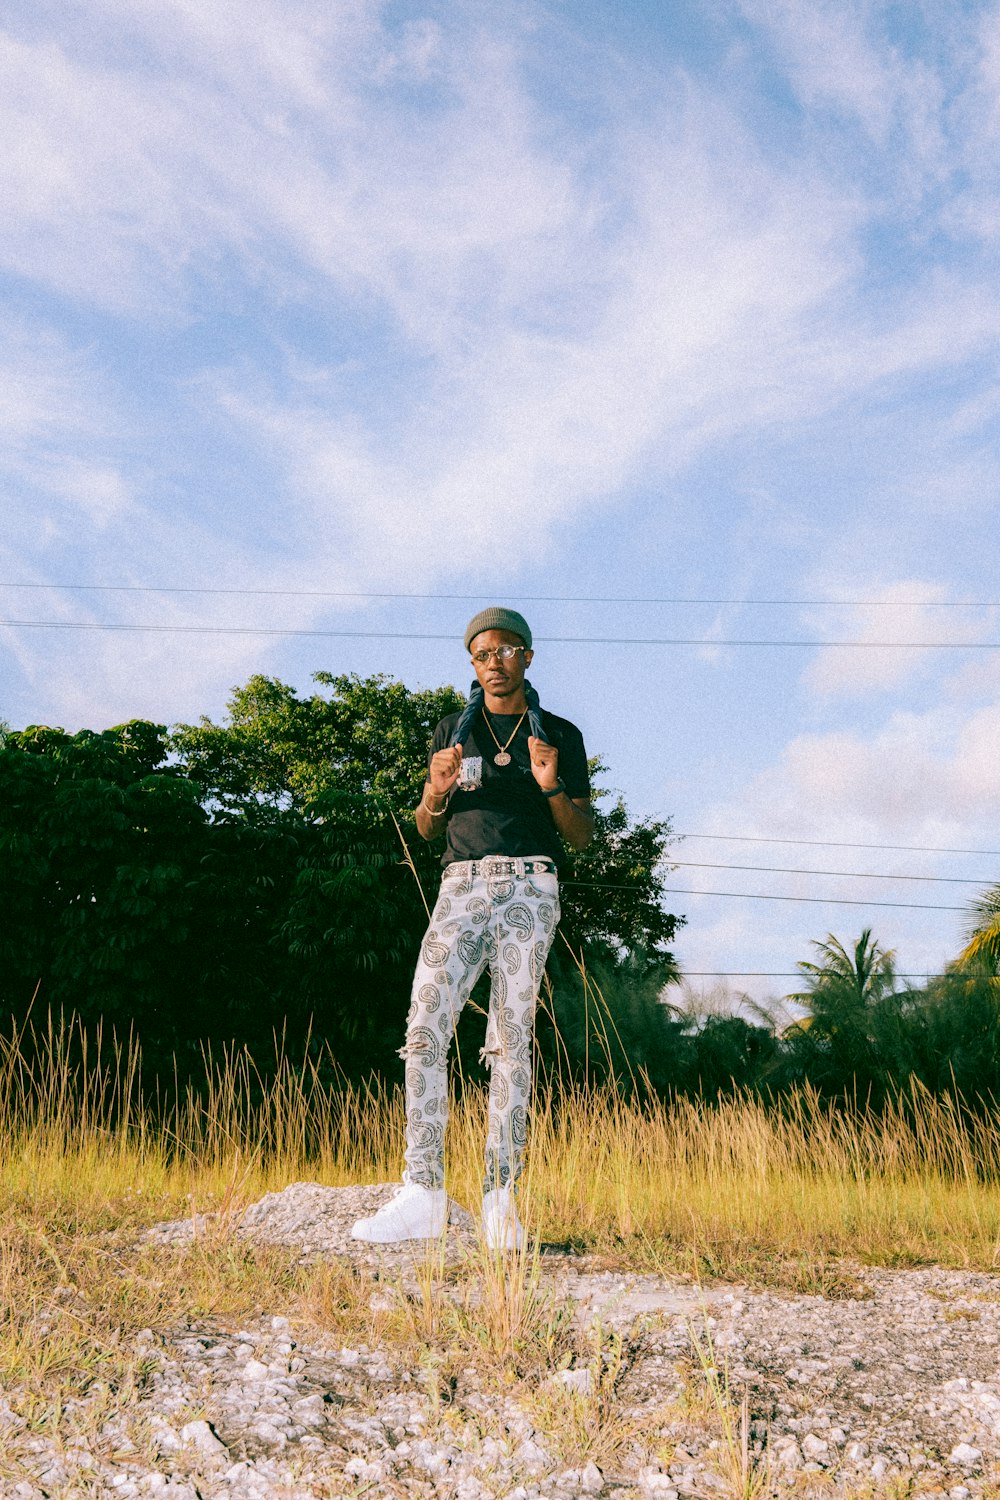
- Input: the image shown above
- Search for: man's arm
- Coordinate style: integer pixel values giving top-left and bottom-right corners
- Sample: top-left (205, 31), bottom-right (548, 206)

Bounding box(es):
top-left (546, 791), bottom-right (595, 851)
top-left (527, 735), bottom-right (595, 851)
top-left (415, 744), bottom-right (462, 841)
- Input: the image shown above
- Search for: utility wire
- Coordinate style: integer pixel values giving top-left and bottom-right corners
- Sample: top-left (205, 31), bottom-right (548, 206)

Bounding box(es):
top-left (564, 880), bottom-right (965, 910)
top-left (2, 583), bottom-right (998, 607)
top-left (658, 886), bottom-right (965, 911)
top-left (1, 620), bottom-right (997, 648)
top-left (667, 859), bottom-right (990, 885)
top-left (677, 833), bottom-right (1000, 857)
top-left (677, 970), bottom-right (942, 978)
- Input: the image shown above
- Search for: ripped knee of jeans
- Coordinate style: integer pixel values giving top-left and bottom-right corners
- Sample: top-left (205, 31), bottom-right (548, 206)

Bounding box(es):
top-left (479, 1038), bottom-right (508, 1069)
top-left (398, 1031), bottom-right (440, 1063)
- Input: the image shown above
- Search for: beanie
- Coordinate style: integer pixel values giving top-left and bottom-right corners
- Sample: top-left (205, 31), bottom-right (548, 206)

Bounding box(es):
top-left (464, 607), bottom-right (532, 652)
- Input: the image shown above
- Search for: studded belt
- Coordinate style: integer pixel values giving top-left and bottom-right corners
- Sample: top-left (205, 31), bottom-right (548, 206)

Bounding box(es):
top-left (444, 856), bottom-right (557, 878)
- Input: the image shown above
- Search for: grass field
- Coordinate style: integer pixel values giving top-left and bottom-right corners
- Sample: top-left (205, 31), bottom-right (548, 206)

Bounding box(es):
top-left (2, 1010), bottom-right (999, 1472)
top-left (5, 1011), bottom-right (1000, 1272)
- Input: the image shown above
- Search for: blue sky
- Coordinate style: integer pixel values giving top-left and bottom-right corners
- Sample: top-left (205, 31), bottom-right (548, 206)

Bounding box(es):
top-left (2, 0), bottom-right (1000, 1002)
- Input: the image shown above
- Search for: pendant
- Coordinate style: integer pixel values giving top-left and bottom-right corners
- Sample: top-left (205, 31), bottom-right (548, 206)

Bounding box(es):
top-left (493, 751), bottom-right (512, 766)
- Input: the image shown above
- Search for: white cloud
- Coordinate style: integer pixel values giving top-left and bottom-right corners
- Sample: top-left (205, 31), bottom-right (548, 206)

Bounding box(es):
top-left (0, 318), bottom-right (135, 527)
top-left (802, 580), bottom-right (993, 698)
top-left (735, 0), bottom-right (951, 186)
top-left (2, 0), bottom-right (1000, 754)
top-left (673, 694), bottom-right (1000, 996)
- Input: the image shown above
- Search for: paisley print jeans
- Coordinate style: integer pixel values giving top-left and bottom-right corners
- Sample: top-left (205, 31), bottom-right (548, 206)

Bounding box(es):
top-left (401, 859), bottom-right (561, 1193)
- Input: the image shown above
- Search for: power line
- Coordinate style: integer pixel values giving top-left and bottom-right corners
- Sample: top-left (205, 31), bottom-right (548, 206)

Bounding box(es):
top-left (677, 970), bottom-right (941, 978)
top-left (562, 880), bottom-right (965, 909)
top-left (2, 583), bottom-right (998, 607)
top-left (668, 859), bottom-right (989, 885)
top-left (1, 620), bottom-right (998, 648)
top-left (659, 886), bottom-right (965, 911)
top-left (677, 833), bottom-right (1000, 858)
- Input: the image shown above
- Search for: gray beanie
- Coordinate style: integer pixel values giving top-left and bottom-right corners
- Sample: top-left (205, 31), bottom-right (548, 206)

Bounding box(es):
top-left (464, 606), bottom-right (532, 652)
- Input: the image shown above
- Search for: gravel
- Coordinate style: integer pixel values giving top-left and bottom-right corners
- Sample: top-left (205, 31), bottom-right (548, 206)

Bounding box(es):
top-left (3, 1182), bottom-right (1000, 1498)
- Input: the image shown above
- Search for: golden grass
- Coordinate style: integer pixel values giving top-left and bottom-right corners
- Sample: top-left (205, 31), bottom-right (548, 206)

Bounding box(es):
top-left (3, 1011), bottom-right (1000, 1275)
top-left (3, 1011), bottom-right (1000, 1486)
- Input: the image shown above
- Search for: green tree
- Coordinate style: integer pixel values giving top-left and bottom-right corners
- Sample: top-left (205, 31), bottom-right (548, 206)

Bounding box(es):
top-left (172, 671), bottom-right (463, 813)
top-left (0, 721), bottom-right (207, 1039)
top-left (957, 884), bottom-right (1000, 974)
top-left (785, 929), bottom-right (899, 1096)
top-left (173, 674), bottom-right (684, 969)
top-left (556, 759), bottom-right (683, 980)
top-left (1, 674), bottom-right (683, 1086)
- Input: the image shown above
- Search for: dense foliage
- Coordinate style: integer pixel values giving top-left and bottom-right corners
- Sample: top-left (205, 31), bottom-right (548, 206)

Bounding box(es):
top-left (0, 673), bottom-right (682, 1078)
top-left (3, 672), bottom-right (998, 1101)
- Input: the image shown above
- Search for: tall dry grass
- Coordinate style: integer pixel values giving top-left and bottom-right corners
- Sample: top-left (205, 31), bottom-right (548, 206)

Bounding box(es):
top-left (3, 1009), bottom-right (1000, 1481)
top-left (2, 1010), bottom-right (999, 1273)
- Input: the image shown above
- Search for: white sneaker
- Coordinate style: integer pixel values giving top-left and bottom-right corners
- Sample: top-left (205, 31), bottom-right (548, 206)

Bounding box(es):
top-left (481, 1187), bottom-right (525, 1251)
top-left (350, 1184), bottom-right (448, 1243)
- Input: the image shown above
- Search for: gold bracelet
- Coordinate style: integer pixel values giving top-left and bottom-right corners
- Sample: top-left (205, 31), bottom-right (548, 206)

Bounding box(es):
top-left (422, 792), bottom-right (450, 817)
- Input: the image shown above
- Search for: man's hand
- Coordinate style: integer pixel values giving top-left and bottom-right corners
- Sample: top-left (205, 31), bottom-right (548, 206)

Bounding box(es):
top-left (528, 736), bottom-right (559, 790)
top-left (428, 744), bottom-right (462, 796)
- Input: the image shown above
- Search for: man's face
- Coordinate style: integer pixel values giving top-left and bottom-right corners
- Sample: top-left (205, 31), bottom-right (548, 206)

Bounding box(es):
top-left (469, 628), bottom-right (533, 702)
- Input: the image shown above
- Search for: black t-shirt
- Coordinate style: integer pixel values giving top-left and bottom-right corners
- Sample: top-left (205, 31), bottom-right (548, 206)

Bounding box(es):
top-left (428, 706), bottom-right (590, 868)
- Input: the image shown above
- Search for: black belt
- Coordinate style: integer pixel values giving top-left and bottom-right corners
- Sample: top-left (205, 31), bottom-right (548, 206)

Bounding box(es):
top-left (445, 857), bottom-right (556, 878)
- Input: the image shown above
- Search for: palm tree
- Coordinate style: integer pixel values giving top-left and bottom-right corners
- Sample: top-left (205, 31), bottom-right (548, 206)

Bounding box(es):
top-left (785, 930), bottom-right (899, 1095)
top-left (957, 884), bottom-right (1000, 973)
top-left (789, 929), bottom-right (897, 1011)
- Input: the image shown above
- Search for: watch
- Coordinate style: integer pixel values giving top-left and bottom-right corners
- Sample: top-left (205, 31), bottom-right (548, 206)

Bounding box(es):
top-left (541, 780), bottom-right (566, 799)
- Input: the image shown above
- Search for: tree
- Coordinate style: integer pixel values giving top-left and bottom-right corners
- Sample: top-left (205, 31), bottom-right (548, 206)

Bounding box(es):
top-left (171, 671), bottom-right (464, 813)
top-left (173, 675), bottom-right (684, 970)
top-left (0, 721), bottom-right (208, 1040)
top-left (555, 758), bottom-right (683, 980)
top-left (957, 884), bottom-right (1000, 974)
top-left (1, 674), bottom-right (683, 1085)
top-left (784, 929), bottom-right (899, 1096)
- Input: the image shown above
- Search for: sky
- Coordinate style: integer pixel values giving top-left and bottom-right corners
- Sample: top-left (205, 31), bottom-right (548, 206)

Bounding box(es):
top-left (2, 0), bottom-right (1000, 1004)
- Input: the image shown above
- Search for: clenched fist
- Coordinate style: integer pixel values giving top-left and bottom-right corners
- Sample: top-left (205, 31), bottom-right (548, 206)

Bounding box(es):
top-left (428, 744), bottom-right (462, 797)
top-left (528, 736), bottom-right (559, 791)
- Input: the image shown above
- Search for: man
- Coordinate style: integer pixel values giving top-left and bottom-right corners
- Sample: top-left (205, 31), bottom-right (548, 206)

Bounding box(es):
top-left (351, 606), bottom-right (593, 1249)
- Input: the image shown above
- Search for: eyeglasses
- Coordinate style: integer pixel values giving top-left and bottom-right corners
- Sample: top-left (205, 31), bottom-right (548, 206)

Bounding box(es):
top-left (470, 644), bottom-right (526, 665)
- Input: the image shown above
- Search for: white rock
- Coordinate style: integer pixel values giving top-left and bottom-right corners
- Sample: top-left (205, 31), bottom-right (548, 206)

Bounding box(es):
top-left (251, 1420), bottom-right (286, 1447)
top-left (637, 1467), bottom-right (678, 1496)
top-left (514, 1438), bottom-right (552, 1470)
top-left (871, 1456), bottom-right (890, 1479)
top-left (179, 1419), bottom-right (227, 1456)
top-left (241, 1359), bottom-right (270, 1381)
top-left (581, 1460), bottom-right (605, 1493)
top-left (454, 1478), bottom-right (492, 1500)
top-left (802, 1433), bottom-right (830, 1463)
top-left (845, 1440), bottom-right (868, 1462)
top-left (552, 1367), bottom-right (594, 1395)
top-left (290, 1394), bottom-right (327, 1426)
top-left (149, 1420), bottom-right (182, 1454)
top-left (771, 1437), bottom-right (802, 1470)
top-left (949, 1444), bottom-right (982, 1468)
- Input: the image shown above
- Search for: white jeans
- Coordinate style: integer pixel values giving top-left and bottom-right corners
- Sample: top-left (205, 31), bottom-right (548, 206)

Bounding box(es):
top-left (401, 858), bottom-right (561, 1192)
